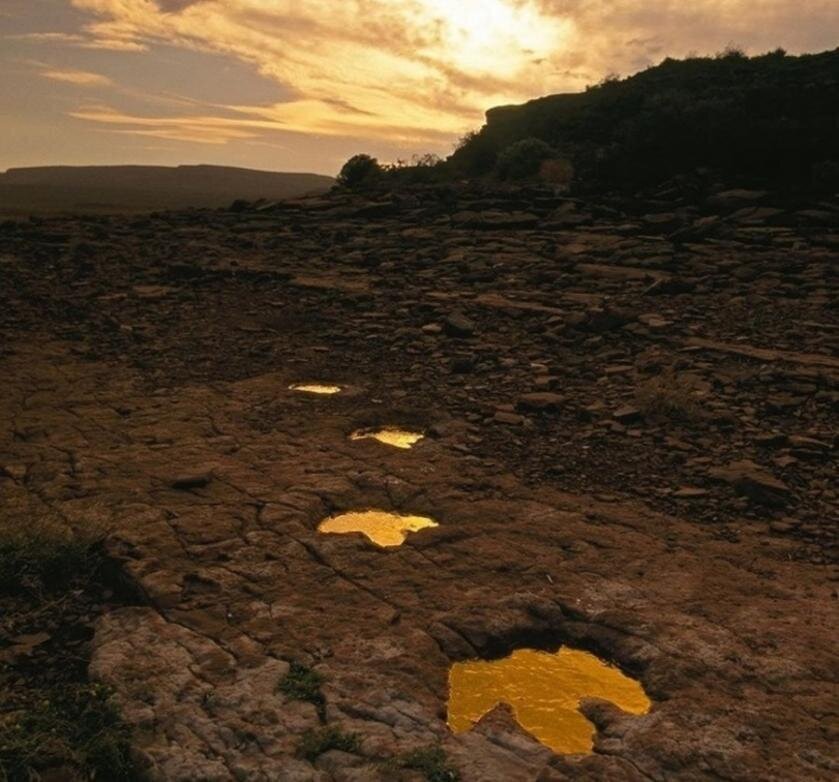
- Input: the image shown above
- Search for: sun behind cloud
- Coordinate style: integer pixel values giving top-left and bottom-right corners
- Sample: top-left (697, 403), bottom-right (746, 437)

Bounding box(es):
top-left (411, 0), bottom-right (572, 75)
top-left (65, 0), bottom-right (570, 145)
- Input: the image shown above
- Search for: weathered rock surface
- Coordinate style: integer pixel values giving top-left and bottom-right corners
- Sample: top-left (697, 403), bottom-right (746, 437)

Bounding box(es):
top-left (1, 182), bottom-right (837, 780)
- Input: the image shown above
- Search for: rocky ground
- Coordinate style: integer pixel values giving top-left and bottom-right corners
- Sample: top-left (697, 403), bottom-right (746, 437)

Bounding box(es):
top-left (0, 182), bottom-right (837, 780)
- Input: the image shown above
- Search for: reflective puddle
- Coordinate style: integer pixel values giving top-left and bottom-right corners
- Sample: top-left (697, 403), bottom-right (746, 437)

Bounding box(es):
top-left (318, 510), bottom-right (438, 547)
top-left (350, 428), bottom-right (424, 449)
top-left (448, 647), bottom-right (650, 754)
top-left (289, 383), bottom-right (342, 395)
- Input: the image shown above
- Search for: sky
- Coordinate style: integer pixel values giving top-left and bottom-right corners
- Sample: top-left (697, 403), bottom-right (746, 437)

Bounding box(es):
top-left (2, 1), bottom-right (838, 176)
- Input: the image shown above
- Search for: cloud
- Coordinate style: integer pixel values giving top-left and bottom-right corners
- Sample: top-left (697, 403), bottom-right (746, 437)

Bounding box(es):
top-left (6, 32), bottom-right (88, 43)
top-left (82, 37), bottom-right (148, 51)
top-left (156, 0), bottom-right (206, 11)
top-left (67, 0), bottom-right (574, 144)
top-left (67, 96), bottom-right (458, 147)
top-left (529, 0), bottom-right (839, 75)
top-left (68, 104), bottom-right (265, 144)
top-left (40, 67), bottom-right (113, 86)
top-left (5, 30), bottom-right (147, 51)
top-left (50, 0), bottom-right (839, 153)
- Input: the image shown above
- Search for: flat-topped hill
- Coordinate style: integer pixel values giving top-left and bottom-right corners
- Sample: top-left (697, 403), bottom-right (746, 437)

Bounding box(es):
top-left (0, 164), bottom-right (335, 215)
top-left (451, 47), bottom-right (839, 189)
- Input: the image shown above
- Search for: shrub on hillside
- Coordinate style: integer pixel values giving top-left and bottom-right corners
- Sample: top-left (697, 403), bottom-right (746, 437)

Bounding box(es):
top-left (384, 153), bottom-right (448, 185)
top-left (452, 130), bottom-right (498, 175)
top-left (812, 159), bottom-right (839, 190)
top-left (539, 157), bottom-right (575, 186)
top-left (337, 154), bottom-right (381, 189)
top-left (495, 138), bottom-right (556, 180)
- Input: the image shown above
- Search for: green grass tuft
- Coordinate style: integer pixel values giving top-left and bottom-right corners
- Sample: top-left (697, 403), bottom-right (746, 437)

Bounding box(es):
top-left (296, 726), bottom-right (360, 762)
top-left (0, 684), bottom-right (137, 781)
top-left (634, 369), bottom-right (704, 423)
top-left (382, 745), bottom-right (461, 782)
top-left (0, 513), bottom-right (103, 596)
top-left (279, 662), bottom-right (326, 720)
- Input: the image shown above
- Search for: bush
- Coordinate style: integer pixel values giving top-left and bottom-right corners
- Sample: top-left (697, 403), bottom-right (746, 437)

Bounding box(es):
top-left (812, 159), bottom-right (839, 190)
top-left (0, 511), bottom-right (135, 782)
top-left (382, 153), bottom-right (447, 185)
top-left (0, 684), bottom-right (136, 781)
top-left (0, 511), bottom-right (103, 596)
top-left (495, 138), bottom-right (556, 180)
top-left (451, 131), bottom-right (497, 176)
top-left (539, 158), bottom-right (575, 186)
top-left (634, 369), bottom-right (704, 423)
top-left (337, 154), bottom-right (381, 189)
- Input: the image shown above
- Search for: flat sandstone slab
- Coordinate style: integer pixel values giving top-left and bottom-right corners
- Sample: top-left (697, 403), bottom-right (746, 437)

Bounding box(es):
top-left (1, 344), bottom-right (835, 781)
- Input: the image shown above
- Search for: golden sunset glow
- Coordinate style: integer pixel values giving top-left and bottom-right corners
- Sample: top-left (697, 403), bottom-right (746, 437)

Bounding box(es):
top-left (350, 428), bottom-right (425, 449)
top-left (289, 384), bottom-right (342, 395)
top-left (318, 510), bottom-right (438, 547)
top-left (412, 0), bottom-right (572, 74)
top-left (58, 0), bottom-right (571, 146)
top-left (448, 647), bottom-right (651, 754)
top-left (2, 1), bottom-right (838, 172)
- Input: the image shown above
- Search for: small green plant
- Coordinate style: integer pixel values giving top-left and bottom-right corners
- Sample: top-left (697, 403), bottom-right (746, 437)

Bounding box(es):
top-left (0, 512), bottom-right (102, 596)
top-left (383, 746), bottom-right (461, 782)
top-left (296, 726), bottom-right (360, 762)
top-left (0, 684), bottom-right (137, 781)
top-left (337, 154), bottom-right (381, 189)
top-left (279, 662), bottom-right (326, 720)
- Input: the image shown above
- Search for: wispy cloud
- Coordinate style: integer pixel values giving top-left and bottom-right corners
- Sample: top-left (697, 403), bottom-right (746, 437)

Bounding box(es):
top-left (69, 104), bottom-right (267, 144)
top-left (41, 67), bottom-right (113, 86)
top-left (6, 32), bottom-right (88, 43)
top-left (66, 0), bottom-right (573, 144)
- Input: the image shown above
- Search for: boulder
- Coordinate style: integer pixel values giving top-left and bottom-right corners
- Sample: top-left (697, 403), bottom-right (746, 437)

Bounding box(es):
top-left (707, 460), bottom-right (792, 506)
top-left (517, 393), bottom-right (565, 412)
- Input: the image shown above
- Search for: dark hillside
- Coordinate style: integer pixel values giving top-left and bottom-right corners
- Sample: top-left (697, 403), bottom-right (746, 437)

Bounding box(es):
top-left (450, 48), bottom-right (839, 189)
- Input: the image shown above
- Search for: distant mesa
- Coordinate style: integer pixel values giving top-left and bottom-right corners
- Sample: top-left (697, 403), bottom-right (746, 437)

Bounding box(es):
top-left (0, 164), bottom-right (334, 216)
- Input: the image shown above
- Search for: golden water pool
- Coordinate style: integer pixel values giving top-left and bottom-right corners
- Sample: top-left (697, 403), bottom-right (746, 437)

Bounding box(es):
top-left (447, 647), bottom-right (650, 754)
top-left (350, 428), bottom-right (424, 449)
top-left (289, 383), bottom-right (342, 395)
top-left (318, 510), bottom-right (438, 547)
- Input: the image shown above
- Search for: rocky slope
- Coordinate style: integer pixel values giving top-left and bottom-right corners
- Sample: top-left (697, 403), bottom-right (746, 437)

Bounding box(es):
top-left (0, 182), bottom-right (836, 780)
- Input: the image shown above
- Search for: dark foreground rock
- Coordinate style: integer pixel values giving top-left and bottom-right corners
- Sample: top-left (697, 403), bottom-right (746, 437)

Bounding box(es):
top-left (0, 182), bottom-right (836, 780)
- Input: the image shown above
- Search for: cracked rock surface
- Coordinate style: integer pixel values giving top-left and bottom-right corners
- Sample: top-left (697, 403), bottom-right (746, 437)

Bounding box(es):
top-left (1, 183), bottom-right (837, 780)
